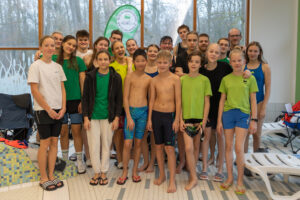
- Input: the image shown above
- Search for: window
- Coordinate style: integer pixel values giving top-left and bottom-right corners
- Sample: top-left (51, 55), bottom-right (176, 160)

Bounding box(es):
top-left (197, 0), bottom-right (246, 44)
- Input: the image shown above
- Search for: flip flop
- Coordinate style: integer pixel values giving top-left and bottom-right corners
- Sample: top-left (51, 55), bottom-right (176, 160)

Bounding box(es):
top-left (132, 175), bottom-right (141, 183)
top-left (51, 178), bottom-right (64, 188)
top-left (213, 173), bottom-right (224, 182)
top-left (89, 177), bottom-right (100, 186)
top-left (116, 177), bottom-right (128, 185)
top-left (220, 182), bottom-right (233, 190)
top-left (5, 140), bottom-right (28, 149)
top-left (199, 171), bottom-right (208, 180)
top-left (39, 180), bottom-right (57, 191)
top-left (99, 177), bottom-right (108, 185)
top-left (235, 185), bottom-right (246, 195)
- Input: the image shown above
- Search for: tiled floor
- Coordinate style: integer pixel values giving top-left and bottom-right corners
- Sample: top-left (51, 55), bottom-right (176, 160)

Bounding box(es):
top-left (0, 130), bottom-right (300, 200)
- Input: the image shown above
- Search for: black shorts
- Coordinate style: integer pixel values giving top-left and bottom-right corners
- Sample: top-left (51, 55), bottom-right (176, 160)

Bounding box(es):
top-left (184, 119), bottom-right (202, 138)
top-left (152, 110), bottom-right (175, 146)
top-left (66, 100), bottom-right (81, 114)
top-left (206, 118), bottom-right (217, 129)
top-left (34, 110), bottom-right (62, 140)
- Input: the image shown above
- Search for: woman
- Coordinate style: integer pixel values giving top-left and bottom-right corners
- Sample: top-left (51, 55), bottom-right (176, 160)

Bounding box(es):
top-left (28, 35), bottom-right (66, 191)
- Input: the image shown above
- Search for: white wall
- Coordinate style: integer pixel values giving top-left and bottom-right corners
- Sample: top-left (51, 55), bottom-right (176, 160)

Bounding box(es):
top-left (250, 0), bottom-right (298, 104)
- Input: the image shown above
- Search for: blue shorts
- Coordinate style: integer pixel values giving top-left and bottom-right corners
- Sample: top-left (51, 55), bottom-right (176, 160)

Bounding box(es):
top-left (62, 113), bottom-right (83, 124)
top-left (222, 109), bottom-right (249, 129)
top-left (124, 106), bottom-right (148, 140)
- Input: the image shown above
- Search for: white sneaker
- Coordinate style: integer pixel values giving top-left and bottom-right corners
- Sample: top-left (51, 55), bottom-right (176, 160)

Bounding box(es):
top-left (77, 160), bottom-right (86, 174)
top-left (86, 159), bottom-right (92, 168)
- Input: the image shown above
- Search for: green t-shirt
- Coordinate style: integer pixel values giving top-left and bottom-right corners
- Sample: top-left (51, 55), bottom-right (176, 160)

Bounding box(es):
top-left (181, 74), bottom-right (212, 120)
top-left (218, 57), bottom-right (230, 64)
top-left (108, 47), bottom-right (114, 57)
top-left (219, 73), bottom-right (258, 114)
top-left (92, 72), bottom-right (110, 119)
top-left (52, 55), bottom-right (87, 100)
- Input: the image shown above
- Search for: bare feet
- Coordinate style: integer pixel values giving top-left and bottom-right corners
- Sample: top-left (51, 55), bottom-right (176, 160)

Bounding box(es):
top-left (153, 176), bottom-right (166, 185)
top-left (138, 163), bottom-right (148, 172)
top-left (167, 181), bottom-right (177, 193)
top-left (184, 179), bottom-right (197, 191)
top-left (176, 162), bottom-right (185, 174)
top-left (208, 157), bottom-right (214, 165)
top-left (145, 165), bottom-right (154, 173)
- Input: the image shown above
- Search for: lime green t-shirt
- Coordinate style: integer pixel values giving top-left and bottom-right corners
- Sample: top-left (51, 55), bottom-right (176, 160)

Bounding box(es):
top-left (91, 72), bottom-right (109, 119)
top-left (219, 73), bottom-right (258, 114)
top-left (181, 74), bottom-right (212, 120)
top-left (52, 55), bottom-right (87, 100)
top-left (218, 57), bottom-right (230, 65)
top-left (109, 60), bottom-right (135, 90)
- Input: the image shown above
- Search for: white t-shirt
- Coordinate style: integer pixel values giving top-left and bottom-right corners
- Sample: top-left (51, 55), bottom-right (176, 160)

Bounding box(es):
top-left (27, 59), bottom-right (67, 111)
top-left (76, 49), bottom-right (93, 59)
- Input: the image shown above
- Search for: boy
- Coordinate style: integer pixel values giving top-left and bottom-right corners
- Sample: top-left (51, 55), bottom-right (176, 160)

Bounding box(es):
top-left (173, 24), bottom-right (190, 57)
top-left (117, 49), bottom-right (151, 184)
top-left (109, 29), bottom-right (123, 56)
top-left (218, 38), bottom-right (230, 64)
top-left (148, 50), bottom-right (181, 193)
top-left (76, 30), bottom-right (93, 59)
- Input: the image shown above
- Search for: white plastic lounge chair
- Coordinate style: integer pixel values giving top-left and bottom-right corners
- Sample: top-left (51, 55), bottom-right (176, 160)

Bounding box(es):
top-left (244, 153), bottom-right (300, 200)
top-left (262, 121), bottom-right (287, 136)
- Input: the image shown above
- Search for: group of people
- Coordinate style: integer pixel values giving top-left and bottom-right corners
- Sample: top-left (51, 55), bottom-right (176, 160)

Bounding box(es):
top-left (27, 25), bottom-right (271, 195)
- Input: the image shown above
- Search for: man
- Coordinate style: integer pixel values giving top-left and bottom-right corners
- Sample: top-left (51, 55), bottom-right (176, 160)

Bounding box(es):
top-left (108, 30), bottom-right (123, 56)
top-left (228, 28), bottom-right (245, 52)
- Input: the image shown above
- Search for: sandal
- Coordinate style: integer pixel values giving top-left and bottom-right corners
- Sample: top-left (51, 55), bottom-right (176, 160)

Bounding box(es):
top-left (39, 180), bottom-right (57, 191)
top-left (132, 175), bottom-right (141, 183)
top-left (199, 171), bottom-right (208, 180)
top-left (235, 185), bottom-right (246, 195)
top-left (220, 182), bottom-right (233, 190)
top-left (116, 177), bottom-right (128, 185)
top-left (99, 177), bottom-right (108, 185)
top-left (51, 178), bottom-right (64, 188)
top-left (213, 173), bottom-right (224, 182)
top-left (89, 177), bottom-right (100, 186)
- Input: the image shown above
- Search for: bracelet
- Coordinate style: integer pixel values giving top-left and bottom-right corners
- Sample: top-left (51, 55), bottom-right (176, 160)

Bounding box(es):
top-left (251, 118), bottom-right (258, 122)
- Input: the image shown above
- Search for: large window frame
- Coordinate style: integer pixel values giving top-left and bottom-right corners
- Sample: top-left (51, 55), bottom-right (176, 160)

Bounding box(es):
top-left (0, 0), bottom-right (249, 50)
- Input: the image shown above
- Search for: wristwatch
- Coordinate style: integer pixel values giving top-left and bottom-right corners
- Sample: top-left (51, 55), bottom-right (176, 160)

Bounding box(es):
top-left (251, 118), bottom-right (258, 122)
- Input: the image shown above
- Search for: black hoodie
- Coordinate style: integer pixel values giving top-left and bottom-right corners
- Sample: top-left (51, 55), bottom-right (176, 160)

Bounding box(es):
top-left (82, 67), bottom-right (123, 123)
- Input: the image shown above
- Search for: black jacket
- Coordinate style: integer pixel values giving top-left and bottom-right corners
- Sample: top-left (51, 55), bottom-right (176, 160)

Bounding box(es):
top-left (82, 67), bottom-right (123, 123)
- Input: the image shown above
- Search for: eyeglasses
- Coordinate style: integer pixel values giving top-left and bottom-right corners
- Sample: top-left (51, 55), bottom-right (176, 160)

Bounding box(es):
top-left (230, 34), bottom-right (241, 38)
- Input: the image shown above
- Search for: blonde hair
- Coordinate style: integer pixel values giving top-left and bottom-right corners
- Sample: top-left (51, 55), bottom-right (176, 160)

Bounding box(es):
top-left (229, 48), bottom-right (245, 60)
top-left (156, 50), bottom-right (172, 63)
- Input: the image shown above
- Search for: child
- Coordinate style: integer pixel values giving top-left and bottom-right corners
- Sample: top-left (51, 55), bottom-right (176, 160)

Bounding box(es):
top-left (76, 30), bottom-right (93, 59)
top-left (173, 24), bottom-right (190, 57)
top-left (148, 50), bottom-right (181, 193)
top-left (138, 44), bottom-right (159, 173)
top-left (126, 39), bottom-right (138, 58)
top-left (180, 51), bottom-right (211, 190)
top-left (53, 35), bottom-right (87, 174)
top-left (217, 38), bottom-right (230, 64)
top-left (244, 41), bottom-right (271, 153)
top-left (82, 50), bottom-right (122, 185)
top-left (217, 49), bottom-right (258, 194)
top-left (28, 35), bottom-right (66, 191)
top-left (117, 49), bottom-right (151, 184)
top-left (110, 40), bottom-right (134, 169)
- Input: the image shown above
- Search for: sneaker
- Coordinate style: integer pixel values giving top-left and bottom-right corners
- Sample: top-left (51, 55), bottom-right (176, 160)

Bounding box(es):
top-left (86, 159), bottom-right (92, 168)
top-left (77, 160), bottom-right (86, 174)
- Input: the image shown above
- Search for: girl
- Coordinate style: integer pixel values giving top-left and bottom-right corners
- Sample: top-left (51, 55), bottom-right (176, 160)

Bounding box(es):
top-left (217, 49), bottom-right (258, 194)
top-left (110, 41), bottom-right (134, 169)
top-left (28, 36), bottom-right (66, 191)
top-left (126, 39), bottom-right (138, 58)
top-left (53, 35), bottom-right (87, 174)
top-left (138, 44), bottom-right (160, 172)
top-left (180, 51), bottom-right (211, 190)
top-left (244, 41), bottom-right (271, 153)
top-left (83, 36), bottom-right (110, 71)
top-left (82, 50), bottom-right (122, 185)
top-left (199, 43), bottom-right (232, 182)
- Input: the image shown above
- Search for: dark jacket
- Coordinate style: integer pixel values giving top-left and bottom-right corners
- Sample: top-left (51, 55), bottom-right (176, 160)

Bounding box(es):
top-left (82, 67), bottom-right (123, 123)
